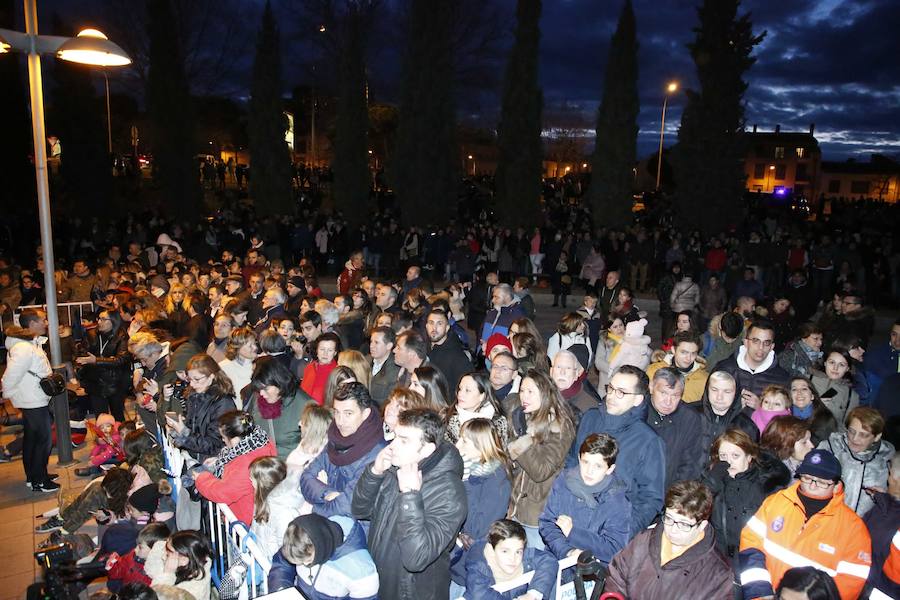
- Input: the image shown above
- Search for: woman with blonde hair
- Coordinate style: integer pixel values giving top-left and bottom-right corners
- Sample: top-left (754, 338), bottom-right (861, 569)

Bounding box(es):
top-left (163, 282), bottom-right (190, 335)
top-left (338, 349), bottom-right (371, 389)
top-left (507, 369), bottom-right (576, 549)
top-left (450, 418), bottom-right (513, 590)
top-left (322, 365), bottom-right (357, 407)
top-left (286, 403), bottom-right (332, 477)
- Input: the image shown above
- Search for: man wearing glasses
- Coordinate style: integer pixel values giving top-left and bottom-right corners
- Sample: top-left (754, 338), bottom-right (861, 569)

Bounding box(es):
top-left (710, 318), bottom-right (790, 410)
top-left (739, 449), bottom-right (872, 600)
top-left (824, 290), bottom-right (875, 350)
top-left (606, 480), bottom-right (733, 598)
top-left (568, 365), bottom-right (666, 535)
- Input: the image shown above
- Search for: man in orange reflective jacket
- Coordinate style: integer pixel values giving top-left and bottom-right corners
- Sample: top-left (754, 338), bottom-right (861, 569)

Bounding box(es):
top-left (739, 449), bottom-right (871, 600)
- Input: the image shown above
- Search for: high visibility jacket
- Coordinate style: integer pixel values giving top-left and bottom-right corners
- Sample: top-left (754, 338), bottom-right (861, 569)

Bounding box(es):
top-left (871, 529), bottom-right (900, 600)
top-left (738, 481), bottom-right (871, 600)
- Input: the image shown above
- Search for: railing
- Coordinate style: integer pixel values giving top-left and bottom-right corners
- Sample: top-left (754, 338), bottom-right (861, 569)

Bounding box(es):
top-left (491, 554), bottom-right (596, 599)
top-left (159, 423), bottom-right (271, 599)
top-left (12, 301), bottom-right (95, 328)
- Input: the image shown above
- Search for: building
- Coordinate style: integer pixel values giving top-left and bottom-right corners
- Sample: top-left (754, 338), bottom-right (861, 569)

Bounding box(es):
top-left (820, 155), bottom-right (900, 203)
top-left (742, 124), bottom-right (822, 198)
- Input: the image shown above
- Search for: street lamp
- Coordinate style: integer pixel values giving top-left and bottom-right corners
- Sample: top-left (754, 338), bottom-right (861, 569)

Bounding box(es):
top-left (1, 0), bottom-right (130, 462)
top-left (655, 81), bottom-right (678, 191)
top-left (467, 154), bottom-right (475, 176)
top-left (766, 164), bottom-right (775, 192)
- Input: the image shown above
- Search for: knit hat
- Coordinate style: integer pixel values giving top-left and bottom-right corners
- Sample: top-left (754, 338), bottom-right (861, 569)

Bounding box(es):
top-left (568, 344), bottom-right (591, 372)
top-left (129, 483), bottom-right (162, 514)
top-left (290, 514), bottom-right (344, 566)
top-left (485, 333), bottom-right (513, 357)
top-left (149, 274), bottom-right (170, 295)
top-left (287, 275), bottom-right (306, 290)
top-left (796, 449), bottom-right (842, 483)
top-left (624, 318), bottom-right (647, 339)
top-left (96, 413), bottom-right (115, 429)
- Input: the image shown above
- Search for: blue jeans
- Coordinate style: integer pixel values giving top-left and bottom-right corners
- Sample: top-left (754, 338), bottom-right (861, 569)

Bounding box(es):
top-left (522, 524), bottom-right (545, 550)
top-left (449, 581), bottom-right (466, 599)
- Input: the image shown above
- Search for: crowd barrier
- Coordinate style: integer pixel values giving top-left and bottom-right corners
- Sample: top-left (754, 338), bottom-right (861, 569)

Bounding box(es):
top-left (159, 425), bottom-right (601, 600)
top-left (10, 301), bottom-right (95, 329)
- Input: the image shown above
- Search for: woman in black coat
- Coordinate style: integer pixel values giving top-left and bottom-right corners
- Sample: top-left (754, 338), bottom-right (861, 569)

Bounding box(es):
top-left (75, 310), bottom-right (132, 421)
top-left (702, 428), bottom-right (791, 563)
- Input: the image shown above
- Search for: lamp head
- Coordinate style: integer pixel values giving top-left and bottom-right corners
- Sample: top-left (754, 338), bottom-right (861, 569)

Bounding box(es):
top-left (0, 34), bottom-right (9, 54)
top-left (57, 29), bottom-right (131, 67)
top-left (667, 82), bottom-right (678, 93)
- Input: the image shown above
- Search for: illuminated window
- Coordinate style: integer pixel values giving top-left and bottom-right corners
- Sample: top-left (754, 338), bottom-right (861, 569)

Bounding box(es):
top-left (795, 147), bottom-right (805, 158)
top-left (775, 146), bottom-right (785, 159)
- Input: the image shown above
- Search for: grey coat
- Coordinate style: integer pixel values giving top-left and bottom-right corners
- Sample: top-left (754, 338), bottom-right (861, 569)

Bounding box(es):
top-left (820, 432), bottom-right (895, 516)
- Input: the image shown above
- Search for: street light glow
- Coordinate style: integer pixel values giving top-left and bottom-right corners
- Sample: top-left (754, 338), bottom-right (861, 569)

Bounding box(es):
top-left (467, 155), bottom-right (473, 160)
top-left (57, 28), bottom-right (131, 66)
top-left (319, 24), bottom-right (326, 33)
top-left (667, 82), bottom-right (678, 93)
top-left (0, 34), bottom-right (9, 53)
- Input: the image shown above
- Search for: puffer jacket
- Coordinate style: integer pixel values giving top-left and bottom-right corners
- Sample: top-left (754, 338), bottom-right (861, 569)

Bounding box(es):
top-left (570, 403), bottom-right (666, 534)
top-left (463, 542), bottom-right (558, 600)
top-left (268, 515), bottom-right (379, 600)
top-left (173, 390), bottom-right (237, 461)
top-left (352, 441), bottom-right (467, 600)
top-left (811, 371), bottom-right (859, 428)
top-left (250, 471), bottom-right (305, 559)
top-left (820, 432), bottom-right (895, 516)
top-left (538, 469), bottom-right (632, 563)
top-left (450, 465), bottom-right (512, 585)
top-left (194, 439), bottom-right (276, 524)
top-left (701, 452), bottom-right (792, 561)
top-left (670, 277), bottom-right (700, 313)
top-left (645, 355), bottom-right (709, 403)
top-left (711, 346), bottom-right (790, 399)
top-left (78, 327), bottom-right (131, 398)
top-left (2, 332), bottom-right (51, 409)
top-left (606, 525), bottom-right (733, 600)
top-left (695, 394), bottom-right (759, 462)
top-left (507, 409), bottom-right (575, 527)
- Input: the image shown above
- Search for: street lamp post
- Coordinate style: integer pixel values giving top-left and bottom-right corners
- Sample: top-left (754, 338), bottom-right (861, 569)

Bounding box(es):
top-left (766, 164), bottom-right (775, 192)
top-left (468, 154), bottom-right (475, 176)
top-left (655, 81), bottom-right (678, 191)
top-left (1, 0), bottom-right (130, 462)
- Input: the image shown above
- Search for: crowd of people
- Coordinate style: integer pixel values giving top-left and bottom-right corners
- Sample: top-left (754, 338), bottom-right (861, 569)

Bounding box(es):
top-left (0, 199), bottom-right (898, 600)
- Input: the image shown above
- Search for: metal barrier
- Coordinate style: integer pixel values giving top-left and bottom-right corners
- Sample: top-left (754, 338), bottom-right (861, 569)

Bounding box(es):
top-left (14, 301), bottom-right (95, 328)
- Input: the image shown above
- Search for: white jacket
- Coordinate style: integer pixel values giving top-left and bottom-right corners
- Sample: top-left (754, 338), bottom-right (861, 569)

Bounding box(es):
top-left (2, 335), bottom-right (51, 409)
top-left (250, 471), bottom-right (305, 559)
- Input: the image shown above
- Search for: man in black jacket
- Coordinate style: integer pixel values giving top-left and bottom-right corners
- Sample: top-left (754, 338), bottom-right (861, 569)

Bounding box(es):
top-left (695, 370), bottom-right (760, 472)
top-left (352, 408), bottom-right (467, 600)
top-left (711, 318), bottom-right (790, 410)
top-left (647, 367), bottom-right (704, 488)
top-left (425, 309), bottom-right (471, 391)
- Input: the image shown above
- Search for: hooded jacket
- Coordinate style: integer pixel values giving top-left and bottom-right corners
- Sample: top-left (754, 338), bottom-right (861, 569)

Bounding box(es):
top-left (352, 441), bottom-right (468, 600)
top-left (701, 452), bottom-right (792, 560)
top-left (695, 395), bottom-right (760, 461)
top-left (462, 541), bottom-right (558, 600)
top-left (645, 355), bottom-right (709, 403)
top-left (570, 403), bottom-right (666, 534)
top-left (606, 524), bottom-right (733, 600)
top-left (479, 303), bottom-right (525, 349)
top-left (172, 389), bottom-right (237, 461)
top-left (711, 346), bottom-right (790, 399)
top-left (2, 331), bottom-right (51, 409)
top-left (538, 469), bottom-right (632, 563)
top-left (268, 515), bottom-right (379, 600)
top-left (820, 432), bottom-right (896, 516)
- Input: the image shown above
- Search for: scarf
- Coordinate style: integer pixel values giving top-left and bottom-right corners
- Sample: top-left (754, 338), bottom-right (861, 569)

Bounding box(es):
top-left (799, 340), bottom-right (823, 364)
top-left (606, 331), bottom-right (624, 365)
top-left (564, 466), bottom-right (612, 509)
top-left (561, 375), bottom-right (585, 400)
top-left (793, 404), bottom-right (814, 420)
top-left (326, 408), bottom-right (384, 467)
top-left (457, 403), bottom-right (495, 426)
top-left (212, 425), bottom-right (270, 478)
top-left (257, 391), bottom-right (283, 420)
top-left (462, 458), bottom-right (501, 482)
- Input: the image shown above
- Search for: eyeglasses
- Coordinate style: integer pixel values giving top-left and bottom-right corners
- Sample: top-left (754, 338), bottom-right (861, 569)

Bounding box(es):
top-left (491, 364), bottom-right (515, 373)
top-left (606, 384), bottom-right (638, 399)
top-left (662, 513), bottom-right (699, 532)
top-left (188, 374), bottom-right (211, 384)
top-left (799, 475), bottom-right (835, 489)
top-left (747, 338), bottom-right (774, 348)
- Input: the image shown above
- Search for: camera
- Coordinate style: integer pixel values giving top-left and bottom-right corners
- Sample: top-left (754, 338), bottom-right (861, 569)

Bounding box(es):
top-left (27, 542), bottom-right (105, 600)
top-left (574, 550), bottom-right (608, 600)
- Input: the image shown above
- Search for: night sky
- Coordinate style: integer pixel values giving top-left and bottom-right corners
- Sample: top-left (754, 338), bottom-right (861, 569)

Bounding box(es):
top-left (30, 0), bottom-right (900, 161)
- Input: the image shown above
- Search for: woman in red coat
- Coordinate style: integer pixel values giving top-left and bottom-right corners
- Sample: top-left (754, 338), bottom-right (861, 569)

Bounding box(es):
top-left (301, 332), bottom-right (341, 405)
top-left (194, 410), bottom-right (276, 524)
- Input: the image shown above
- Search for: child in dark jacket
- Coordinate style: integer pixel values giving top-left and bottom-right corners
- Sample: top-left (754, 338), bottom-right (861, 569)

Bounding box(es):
top-left (105, 522), bottom-right (170, 592)
top-left (539, 433), bottom-right (632, 564)
top-left (463, 519), bottom-right (558, 600)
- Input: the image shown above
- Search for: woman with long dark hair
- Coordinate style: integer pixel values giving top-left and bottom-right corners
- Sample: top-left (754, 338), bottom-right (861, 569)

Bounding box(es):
top-left (246, 356), bottom-right (312, 459)
top-left (145, 530), bottom-right (213, 600)
top-left (444, 372), bottom-right (508, 445)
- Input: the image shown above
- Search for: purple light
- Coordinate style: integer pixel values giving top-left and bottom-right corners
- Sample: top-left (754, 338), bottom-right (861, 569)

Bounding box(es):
top-left (775, 188), bottom-right (786, 196)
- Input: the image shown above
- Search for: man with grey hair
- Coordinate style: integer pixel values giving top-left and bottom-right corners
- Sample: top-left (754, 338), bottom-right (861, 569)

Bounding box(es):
top-left (253, 287), bottom-right (289, 334)
top-left (315, 298), bottom-right (349, 349)
top-left (550, 346), bottom-right (599, 420)
top-left (479, 282), bottom-right (524, 351)
top-left (647, 367), bottom-right (703, 487)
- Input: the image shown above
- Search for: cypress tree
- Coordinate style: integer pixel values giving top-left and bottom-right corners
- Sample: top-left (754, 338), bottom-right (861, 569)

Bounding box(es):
top-left (588, 0), bottom-right (639, 229)
top-left (494, 0), bottom-right (543, 228)
top-left (392, 0), bottom-right (458, 226)
top-left (146, 0), bottom-right (200, 219)
top-left (248, 0), bottom-right (293, 216)
top-left (332, 4), bottom-right (370, 221)
top-left (672, 0), bottom-right (764, 234)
